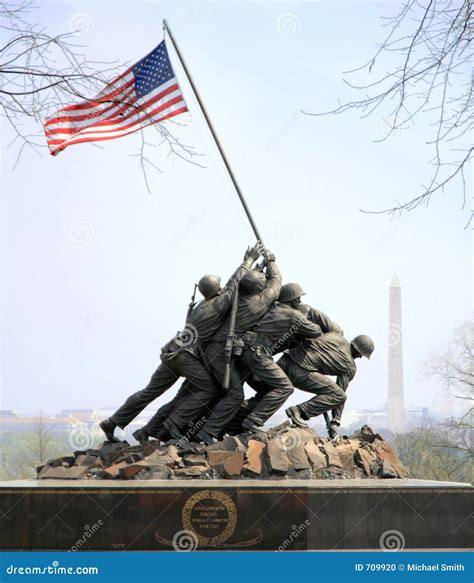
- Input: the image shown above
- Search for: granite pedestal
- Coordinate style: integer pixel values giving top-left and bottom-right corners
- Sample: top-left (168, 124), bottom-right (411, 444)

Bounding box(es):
top-left (0, 479), bottom-right (471, 551)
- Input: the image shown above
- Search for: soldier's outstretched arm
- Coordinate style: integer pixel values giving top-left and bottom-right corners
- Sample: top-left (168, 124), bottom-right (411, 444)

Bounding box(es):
top-left (212, 243), bottom-right (263, 317)
top-left (223, 242), bottom-right (264, 291)
top-left (304, 305), bottom-right (343, 335)
top-left (293, 316), bottom-right (322, 340)
top-left (259, 252), bottom-right (282, 306)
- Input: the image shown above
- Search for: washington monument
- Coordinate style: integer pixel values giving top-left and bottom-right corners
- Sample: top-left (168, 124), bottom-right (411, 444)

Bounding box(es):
top-left (388, 273), bottom-right (405, 431)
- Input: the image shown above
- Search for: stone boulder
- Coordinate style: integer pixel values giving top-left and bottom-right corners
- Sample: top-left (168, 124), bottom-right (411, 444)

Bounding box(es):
top-left (37, 425), bottom-right (408, 481)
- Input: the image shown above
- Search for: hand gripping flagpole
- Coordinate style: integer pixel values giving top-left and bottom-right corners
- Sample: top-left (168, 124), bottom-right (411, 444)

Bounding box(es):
top-left (163, 19), bottom-right (264, 245)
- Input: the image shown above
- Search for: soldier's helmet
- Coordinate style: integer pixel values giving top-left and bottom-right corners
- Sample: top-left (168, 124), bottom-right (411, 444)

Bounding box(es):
top-left (279, 283), bottom-right (306, 303)
top-left (239, 271), bottom-right (267, 295)
top-left (198, 274), bottom-right (221, 299)
top-left (351, 335), bottom-right (375, 359)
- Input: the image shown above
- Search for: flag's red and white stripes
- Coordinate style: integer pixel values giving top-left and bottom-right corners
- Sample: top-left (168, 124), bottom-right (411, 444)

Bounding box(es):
top-left (44, 69), bottom-right (187, 155)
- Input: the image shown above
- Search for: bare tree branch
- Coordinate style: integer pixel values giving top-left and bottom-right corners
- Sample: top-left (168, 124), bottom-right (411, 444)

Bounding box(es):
top-left (0, 0), bottom-right (202, 184)
top-left (419, 319), bottom-right (473, 461)
top-left (303, 0), bottom-right (473, 224)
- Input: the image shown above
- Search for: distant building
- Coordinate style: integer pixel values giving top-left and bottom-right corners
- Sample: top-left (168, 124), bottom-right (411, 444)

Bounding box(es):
top-left (0, 410), bottom-right (17, 419)
top-left (404, 406), bottom-right (431, 427)
top-left (0, 414), bottom-right (72, 433)
top-left (95, 407), bottom-right (119, 419)
top-left (59, 409), bottom-right (94, 422)
top-left (342, 406), bottom-right (435, 434)
top-left (342, 408), bottom-right (389, 432)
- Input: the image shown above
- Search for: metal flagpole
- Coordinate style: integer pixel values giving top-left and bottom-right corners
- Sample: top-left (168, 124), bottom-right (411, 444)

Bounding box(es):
top-left (163, 19), bottom-right (264, 244)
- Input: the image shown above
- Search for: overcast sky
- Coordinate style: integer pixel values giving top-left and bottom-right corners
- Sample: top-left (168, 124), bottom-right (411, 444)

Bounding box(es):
top-left (1, 0), bottom-right (471, 419)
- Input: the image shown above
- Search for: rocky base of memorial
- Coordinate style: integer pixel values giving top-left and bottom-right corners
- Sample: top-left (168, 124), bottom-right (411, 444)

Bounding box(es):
top-left (37, 424), bottom-right (408, 481)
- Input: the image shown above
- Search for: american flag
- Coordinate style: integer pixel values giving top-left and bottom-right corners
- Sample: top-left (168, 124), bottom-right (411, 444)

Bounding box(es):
top-left (44, 40), bottom-right (188, 155)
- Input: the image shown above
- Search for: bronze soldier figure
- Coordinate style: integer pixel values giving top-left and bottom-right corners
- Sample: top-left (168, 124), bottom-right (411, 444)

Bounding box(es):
top-left (132, 378), bottom-right (201, 443)
top-left (229, 283), bottom-right (343, 434)
top-left (278, 283), bottom-right (343, 335)
top-left (149, 282), bottom-right (343, 440)
top-left (279, 332), bottom-right (374, 438)
top-left (235, 300), bottom-right (323, 433)
top-left (193, 250), bottom-right (282, 444)
top-left (99, 243), bottom-right (263, 443)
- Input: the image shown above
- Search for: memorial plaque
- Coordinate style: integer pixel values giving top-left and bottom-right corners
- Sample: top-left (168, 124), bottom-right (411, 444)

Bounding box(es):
top-left (0, 480), bottom-right (471, 551)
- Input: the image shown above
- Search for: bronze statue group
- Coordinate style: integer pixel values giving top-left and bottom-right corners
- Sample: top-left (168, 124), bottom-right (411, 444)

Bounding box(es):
top-left (100, 243), bottom-right (374, 445)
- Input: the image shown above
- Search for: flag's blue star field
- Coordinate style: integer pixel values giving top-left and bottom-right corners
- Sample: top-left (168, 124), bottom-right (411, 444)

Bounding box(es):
top-left (133, 41), bottom-right (175, 98)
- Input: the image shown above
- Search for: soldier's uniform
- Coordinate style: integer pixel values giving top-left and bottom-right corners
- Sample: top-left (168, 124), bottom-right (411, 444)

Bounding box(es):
top-left (233, 302), bottom-right (340, 430)
top-left (237, 303), bottom-right (323, 428)
top-left (143, 302), bottom-right (333, 437)
top-left (139, 380), bottom-right (190, 440)
top-left (194, 260), bottom-right (282, 438)
top-left (109, 255), bottom-right (256, 431)
top-left (299, 304), bottom-right (343, 335)
top-left (278, 331), bottom-right (357, 423)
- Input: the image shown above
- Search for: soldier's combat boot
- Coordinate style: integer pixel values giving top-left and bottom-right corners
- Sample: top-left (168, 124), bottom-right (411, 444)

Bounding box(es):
top-left (132, 428), bottom-right (149, 444)
top-left (195, 429), bottom-right (217, 445)
top-left (226, 400), bottom-right (251, 435)
top-left (241, 417), bottom-right (262, 434)
top-left (189, 430), bottom-right (204, 443)
top-left (99, 418), bottom-right (120, 443)
top-left (163, 418), bottom-right (184, 440)
top-left (150, 427), bottom-right (171, 443)
top-left (285, 406), bottom-right (309, 429)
